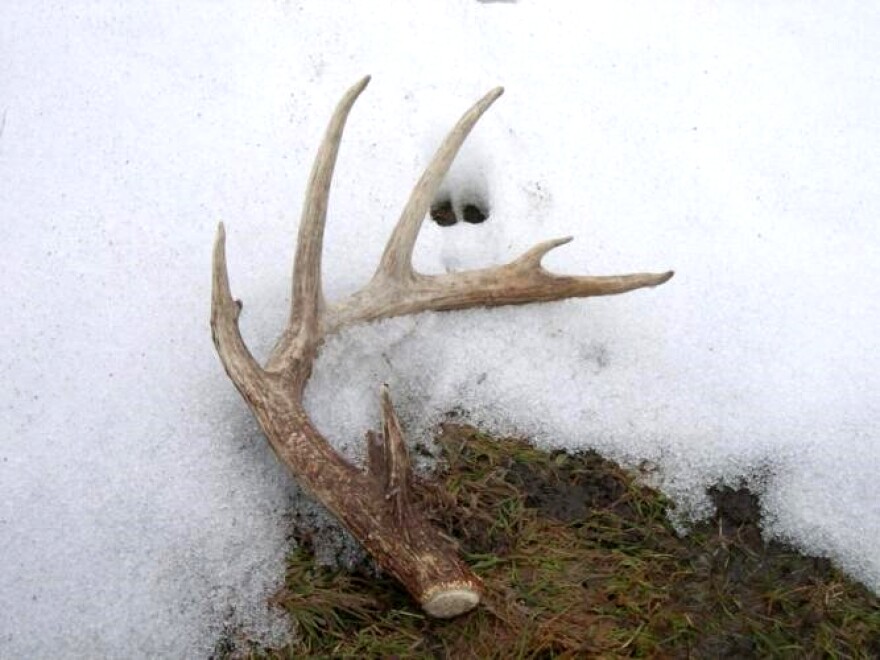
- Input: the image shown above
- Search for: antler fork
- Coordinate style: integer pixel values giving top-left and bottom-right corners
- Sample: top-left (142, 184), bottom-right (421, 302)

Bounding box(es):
top-left (211, 76), bottom-right (673, 617)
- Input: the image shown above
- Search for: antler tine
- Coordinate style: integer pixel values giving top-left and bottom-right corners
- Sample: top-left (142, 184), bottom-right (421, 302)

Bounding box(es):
top-left (288, 75), bottom-right (371, 348)
top-left (375, 86), bottom-right (504, 283)
top-left (210, 223), bottom-right (265, 395)
top-left (512, 236), bottom-right (575, 269)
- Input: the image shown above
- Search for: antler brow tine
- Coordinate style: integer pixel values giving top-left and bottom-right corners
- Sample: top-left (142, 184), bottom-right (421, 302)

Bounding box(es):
top-left (210, 222), bottom-right (265, 394)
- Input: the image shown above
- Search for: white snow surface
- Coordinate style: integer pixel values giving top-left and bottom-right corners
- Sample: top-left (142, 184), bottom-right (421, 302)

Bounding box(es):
top-left (3, 1), bottom-right (880, 656)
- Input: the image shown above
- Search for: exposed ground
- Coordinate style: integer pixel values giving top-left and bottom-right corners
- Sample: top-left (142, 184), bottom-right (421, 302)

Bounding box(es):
top-left (218, 424), bottom-right (880, 658)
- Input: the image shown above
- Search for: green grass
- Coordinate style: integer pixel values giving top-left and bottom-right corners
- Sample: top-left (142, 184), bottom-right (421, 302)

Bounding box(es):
top-left (220, 424), bottom-right (880, 658)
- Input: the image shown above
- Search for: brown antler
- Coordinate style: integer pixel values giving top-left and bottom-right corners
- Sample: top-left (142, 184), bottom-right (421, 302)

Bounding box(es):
top-left (211, 76), bottom-right (673, 618)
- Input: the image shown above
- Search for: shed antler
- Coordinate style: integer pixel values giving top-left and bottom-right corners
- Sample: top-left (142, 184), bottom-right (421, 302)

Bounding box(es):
top-left (211, 76), bottom-right (673, 618)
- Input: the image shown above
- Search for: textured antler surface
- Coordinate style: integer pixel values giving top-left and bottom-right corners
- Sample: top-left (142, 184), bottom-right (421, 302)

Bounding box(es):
top-left (211, 76), bottom-right (673, 617)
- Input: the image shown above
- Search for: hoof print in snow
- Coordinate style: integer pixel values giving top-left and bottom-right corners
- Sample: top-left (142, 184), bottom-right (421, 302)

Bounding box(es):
top-left (429, 196), bottom-right (490, 226)
top-left (430, 199), bottom-right (457, 226)
top-left (461, 202), bottom-right (488, 224)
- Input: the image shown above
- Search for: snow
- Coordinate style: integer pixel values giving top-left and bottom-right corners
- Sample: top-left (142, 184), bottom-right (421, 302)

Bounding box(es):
top-left (2, 1), bottom-right (879, 656)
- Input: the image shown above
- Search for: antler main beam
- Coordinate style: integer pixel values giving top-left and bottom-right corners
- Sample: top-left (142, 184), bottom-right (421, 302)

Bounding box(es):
top-left (211, 76), bottom-right (672, 618)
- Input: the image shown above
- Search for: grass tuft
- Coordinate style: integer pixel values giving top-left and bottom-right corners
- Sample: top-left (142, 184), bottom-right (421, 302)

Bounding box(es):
top-left (223, 424), bottom-right (880, 658)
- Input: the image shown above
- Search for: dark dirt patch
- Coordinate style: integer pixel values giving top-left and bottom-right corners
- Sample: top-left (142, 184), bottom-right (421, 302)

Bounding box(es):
top-left (505, 448), bottom-right (640, 526)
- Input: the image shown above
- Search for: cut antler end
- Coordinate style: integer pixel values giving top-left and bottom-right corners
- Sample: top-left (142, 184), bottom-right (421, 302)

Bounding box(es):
top-left (421, 581), bottom-right (482, 618)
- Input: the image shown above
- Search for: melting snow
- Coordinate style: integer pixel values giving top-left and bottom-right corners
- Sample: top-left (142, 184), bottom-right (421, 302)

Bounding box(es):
top-left (2, 1), bottom-right (879, 656)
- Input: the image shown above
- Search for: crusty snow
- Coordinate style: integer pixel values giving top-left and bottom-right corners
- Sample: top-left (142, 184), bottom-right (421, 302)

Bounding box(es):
top-left (2, 1), bottom-right (879, 657)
